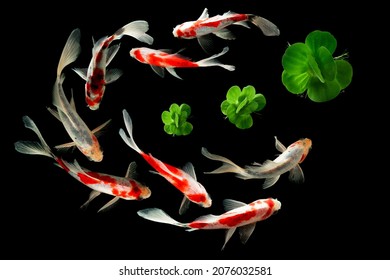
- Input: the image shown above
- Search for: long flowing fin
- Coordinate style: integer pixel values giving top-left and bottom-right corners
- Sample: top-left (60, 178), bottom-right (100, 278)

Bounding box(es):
top-left (201, 147), bottom-right (247, 175)
top-left (80, 190), bottom-right (101, 210)
top-left (137, 208), bottom-right (187, 228)
top-left (248, 15), bottom-right (280, 36)
top-left (196, 47), bottom-right (235, 71)
top-left (14, 116), bottom-right (53, 159)
top-left (57, 28), bottom-right (82, 77)
top-left (119, 109), bottom-right (142, 153)
top-left (115, 20), bottom-right (154, 45)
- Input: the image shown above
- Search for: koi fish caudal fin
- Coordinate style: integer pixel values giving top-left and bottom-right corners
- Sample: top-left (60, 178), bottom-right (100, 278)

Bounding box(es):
top-left (14, 116), bottom-right (55, 159)
top-left (248, 15), bottom-right (281, 36)
top-left (119, 109), bottom-right (142, 154)
top-left (137, 208), bottom-right (189, 229)
top-left (115, 20), bottom-right (154, 45)
top-left (201, 147), bottom-right (249, 178)
top-left (196, 47), bottom-right (235, 71)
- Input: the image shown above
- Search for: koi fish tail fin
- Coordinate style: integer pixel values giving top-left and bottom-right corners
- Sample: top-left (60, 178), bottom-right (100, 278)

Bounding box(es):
top-left (137, 208), bottom-right (188, 229)
top-left (119, 109), bottom-right (142, 154)
top-left (57, 28), bottom-right (82, 77)
top-left (248, 15), bottom-right (280, 36)
top-left (115, 20), bottom-right (154, 45)
top-left (201, 147), bottom-right (247, 176)
top-left (14, 116), bottom-right (55, 159)
top-left (196, 47), bottom-right (235, 71)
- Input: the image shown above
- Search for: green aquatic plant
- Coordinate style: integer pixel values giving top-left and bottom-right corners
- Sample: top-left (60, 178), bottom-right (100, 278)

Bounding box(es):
top-left (221, 85), bottom-right (266, 129)
top-left (161, 103), bottom-right (193, 136)
top-left (281, 30), bottom-right (353, 102)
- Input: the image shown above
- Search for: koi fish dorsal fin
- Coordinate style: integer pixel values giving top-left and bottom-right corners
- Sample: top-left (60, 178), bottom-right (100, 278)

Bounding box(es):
top-left (222, 199), bottom-right (247, 212)
top-left (182, 162), bottom-right (197, 180)
top-left (238, 223), bottom-right (256, 245)
top-left (198, 8), bottom-right (209, 20)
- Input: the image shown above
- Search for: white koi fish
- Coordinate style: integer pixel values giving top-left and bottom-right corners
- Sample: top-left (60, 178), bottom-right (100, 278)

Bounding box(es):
top-left (202, 137), bottom-right (312, 189)
top-left (119, 109), bottom-right (212, 214)
top-left (73, 20), bottom-right (154, 110)
top-left (129, 46), bottom-right (234, 79)
top-left (138, 197), bottom-right (281, 250)
top-left (14, 115), bottom-right (151, 212)
top-left (172, 8), bottom-right (280, 53)
top-left (47, 28), bottom-right (111, 162)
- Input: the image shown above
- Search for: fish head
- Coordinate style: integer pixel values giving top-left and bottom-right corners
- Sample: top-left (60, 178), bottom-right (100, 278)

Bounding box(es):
top-left (298, 138), bottom-right (312, 163)
top-left (84, 142), bottom-right (104, 162)
top-left (172, 22), bottom-right (197, 38)
top-left (139, 186), bottom-right (152, 200)
top-left (272, 198), bottom-right (282, 213)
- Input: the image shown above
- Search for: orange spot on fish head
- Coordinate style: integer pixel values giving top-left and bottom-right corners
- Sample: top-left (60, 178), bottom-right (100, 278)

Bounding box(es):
top-left (299, 138), bottom-right (312, 163)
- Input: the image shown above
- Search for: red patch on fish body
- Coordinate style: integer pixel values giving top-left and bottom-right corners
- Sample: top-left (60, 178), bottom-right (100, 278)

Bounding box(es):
top-left (219, 209), bottom-right (257, 227)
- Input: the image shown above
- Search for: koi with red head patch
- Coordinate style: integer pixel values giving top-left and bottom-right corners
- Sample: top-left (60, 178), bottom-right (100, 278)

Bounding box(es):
top-left (14, 116), bottom-right (151, 212)
top-left (46, 28), bottom-right (111, 162)
top-left (172, 8), bottom-right (280, 53)
top-left (73, 20), bottom-right (154, 110)
top-left (137, 197), bottom-right (281, 250)
top-left (119, 109), bottom-right (212, 215)
top-left (202, 136), bottom-right (312, 189)
top-left (129, 46), bottom-right (234, 79)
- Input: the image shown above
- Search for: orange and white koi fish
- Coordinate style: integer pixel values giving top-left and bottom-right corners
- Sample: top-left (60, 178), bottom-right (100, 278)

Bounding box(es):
top-left (137, 197), bottom-right (281, 250)
top-left (73, 20), bottom-right (154, 110)
top-left (172, 8), bottom-right (280, 53)
top-left (47, 28), bottom-right (111, 162)
top-left (14, 115), bottom-right (151, 212)
top-left (129, 46), bottom-right (234, 79)
top-left (202, 137), bottom-right (312, 189)
top-left (119, 109), bottom-right (211, 214)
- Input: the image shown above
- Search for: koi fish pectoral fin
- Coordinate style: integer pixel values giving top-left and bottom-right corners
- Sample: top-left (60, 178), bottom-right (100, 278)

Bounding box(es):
top-left (105, 68), bottom-right (123, 84)
top-left (221, 227), bottom-right (237, 251)
top-left (288, 165), bottom-right (305, 184)
top-left (239, 223), bottom-right (256, 245)
top-left (166, 67), bottom-right (183, 80)
top-left (80, 190), bottom-right (101, 210)
top-left (54, 141), bottom-right (77, 151)
top-left (197, 34), bottom-right (216, 54)
top-left (179, 196), bottom-right (191, 215)
top-left (262, 175), bottom-right (280, 189)
top-left (150, 65), bottom-right (165, 78)
top-left (274, 136), bottom-right (287, 152)
top-left (92, 119), bottom-right (112, 137)
top-left (98, 196), bottom-right (121, 213)
top-left (72, 67), bottom-right (88, 81)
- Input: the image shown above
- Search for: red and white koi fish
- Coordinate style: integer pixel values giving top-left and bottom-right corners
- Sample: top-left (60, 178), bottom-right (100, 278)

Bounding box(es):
top-left (14, 115), bottom-right (151, 212)
top-left (129, 46), bottom-right (234, 79)
top-left (172, 8), bottom-right (280, 53)
top-left (137, 197), bottom-right (281, 250)
top-left (202, 137), bottom-right (312, 189)
top-left (73, 20), bottom-right (154, 110)
top-left (119, 109), bottom-right (212, 214)
top-left (47, 28), bottom-right (111, 162)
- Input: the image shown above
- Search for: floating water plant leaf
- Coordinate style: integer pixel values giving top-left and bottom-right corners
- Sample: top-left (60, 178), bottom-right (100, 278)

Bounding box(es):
top-left (162, 103), bottom-right (193, 136)
top-left (281, 30), bottom-right (353, 102)
top-left (221, 85), bottom-right (266, 129)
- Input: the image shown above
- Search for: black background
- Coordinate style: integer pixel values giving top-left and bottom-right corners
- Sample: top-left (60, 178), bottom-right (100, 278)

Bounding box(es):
top-left (5, 2), bottom-right (385, 260)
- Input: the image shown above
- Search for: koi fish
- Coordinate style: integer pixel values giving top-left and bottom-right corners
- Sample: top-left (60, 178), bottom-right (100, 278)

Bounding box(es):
top-left (129, 46), bottom-right (234, 79)
top-left (202, 137), bottom-right (312, 189)
top-left (137, 197), bottom-right (281, 250)
top-left (14, 115), bottom-right (151, 212)
top-left (47, 28), bottom-right (111, 162)
top-left (172, 8), bottom-right (280, 53)
top-left (119, 109), bottom-right (212, 214)
top-left (73, 20), bottom-right (154, 110)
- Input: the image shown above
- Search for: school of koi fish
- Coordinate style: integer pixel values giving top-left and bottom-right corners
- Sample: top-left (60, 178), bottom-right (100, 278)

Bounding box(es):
top-left (14, 8), bottom-right (312, 250)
